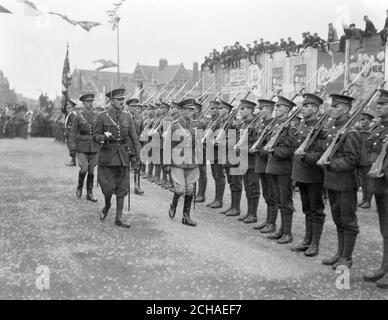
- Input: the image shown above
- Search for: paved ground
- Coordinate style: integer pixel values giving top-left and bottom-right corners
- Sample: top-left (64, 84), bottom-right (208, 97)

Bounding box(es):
top-left (0, 138), bottom-right (387, 300)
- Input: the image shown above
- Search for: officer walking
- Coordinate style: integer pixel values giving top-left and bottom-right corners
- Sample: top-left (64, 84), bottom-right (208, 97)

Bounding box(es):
top-left (94, 88), bottom-right (141, 228)
top-left (69, 93), bottom-right (100, 202)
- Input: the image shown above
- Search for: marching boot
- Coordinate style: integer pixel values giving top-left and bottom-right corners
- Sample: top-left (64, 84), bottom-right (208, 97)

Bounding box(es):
top-left (304, 222), bottom-right (324, 257)
top-left (210, 183), bottom-right (224, 209)
top-left (244, 198), bottom-right (259, 224)
top-left (134, 185), bottom-right (144, 195)
top-left (360, 201), bottom-right (371, 209)
top-left (364, 238), bottom-right (388, 282)
top-left (277, 212), bottom-right (293, 244)
top-left (169, 193), bottom-right (181, 219)
top-left (194, 181), bottom-right (207, 203)
top-left (86, 174), bottom-right (98, 202)
top-left (254, 205), bottom-right (270, 230)
top-left (219, 192), bottom-right (233, 214)
top-left (225, 191), bottom-right (241, 216)
top-left (267, 210), bottom-right (284, 240)
top-left (322, 231), bottom-right (344, 266)
top-left (76, 171), bottom-right (87, 198)
top-left (66, 156), bottom-right (76, 166)
top-left (115, 197), bottom-right (130, 228)
top-left (100, 195), bottom-right (112, 221)
top-left (291, 215), bottom-right (312, 252)
top-left (260, 206), bottom-right (277, 234)
top-left (182, 195), bottom-right (196, 227)
top-left (332, 234), bottom-right (357, 270)
top-left (205, 181), bottom-right (217, 207)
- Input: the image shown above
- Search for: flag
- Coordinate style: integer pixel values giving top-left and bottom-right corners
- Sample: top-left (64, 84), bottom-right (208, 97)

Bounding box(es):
top-left (62, 45), bottom-right (72, 96)
top-left (93, 59), bottom-right (118, 71)
top-left (0, 5), bottom-right (12, 14)
top-left (49, 12), bottom-right (101, 31)
top-left (18, 0), bottom-right (42, 16)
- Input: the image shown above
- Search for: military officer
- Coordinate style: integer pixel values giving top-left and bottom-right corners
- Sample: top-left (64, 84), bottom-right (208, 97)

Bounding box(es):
top-left (290, 93), bottom-right (326, 257)
top-left (356, 111), bottom-right (374, 209)
top-left (266, 96), bottom-right (296, 245)
top-left (65, 99), bottom-right (78, 166)
top-left (69, 93), bottom-right (100, 202)
top-left (320, 94), bottom-right (361, 269)
top-left (93, 88), bottom-right (141, 228)
top-left (235, 100), bottom-right (260, 224)
top-left (167, 98), bottom-right (201, 227)
top-left (253, 99), bottom-right (277, 233)
top-left (363, 89), bottom-right (388, 289)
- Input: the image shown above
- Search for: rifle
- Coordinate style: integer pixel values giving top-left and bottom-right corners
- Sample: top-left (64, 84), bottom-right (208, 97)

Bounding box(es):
top-left (168, 81), bottom-right (189, 103)
top-left (180, 79), bottom-right (202, 101)
top-left (249, 116), bottom-right (279, 152)
top-left (317, 80), bottom-right (386, 166)
top-left (197, 82), bottom-right (215, 101)
top-left (368, 135), bottom-right (388, 178)
top-left (161, 85), bottom-right (179, 102)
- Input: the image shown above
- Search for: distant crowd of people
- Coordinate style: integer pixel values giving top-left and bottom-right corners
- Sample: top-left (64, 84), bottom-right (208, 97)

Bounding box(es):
top-left (202, 10), bottom-right (388, 73)
top-left (0, 103), bottom-right (30, 139)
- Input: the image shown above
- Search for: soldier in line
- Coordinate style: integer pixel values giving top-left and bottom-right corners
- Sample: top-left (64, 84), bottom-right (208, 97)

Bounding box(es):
top-left (167, 99), bottom-right (201, 227)
top-left (125, 98), bottom-right (145, 195)
top-left (64, 99), bottom-right (78, 166)
top-left (363, 89), bottom-right (388, 289)
top-left (69, 93), bottom-right (100, 202)
top-left (94, 88), bottom-right (141, 228)
top-left (206, 100), bottom-right (228, 209)
top-left (266, 96), bottom-right (296, 245)
top-left (142, 104), bottom-right (156, 180)
top-left (320, 94), bottom-right (361, 269)
top-left (253, 99), bottom-right (277, 233)
top-left (236, 100), bottom-right (260, 224)
top-left (290, 94), bottom-right (326, 257)
top-left (356, 112), bottom-right (374, 209)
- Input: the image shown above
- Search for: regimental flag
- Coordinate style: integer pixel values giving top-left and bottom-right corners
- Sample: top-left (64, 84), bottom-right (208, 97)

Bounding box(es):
top-left (93, 59), bottom-right (118, 71)
top-left (17, 0), bottom-right (43, 16)
top-left (48, 12), bottom-right (101, 31)
top-left (62, 45), bottom-right (72, 97)
top-left (0, 5), bottom-right (12, 14)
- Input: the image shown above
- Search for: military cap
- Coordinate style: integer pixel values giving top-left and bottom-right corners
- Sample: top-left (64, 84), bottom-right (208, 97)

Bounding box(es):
top-left (179, 98), bottom-right (202, 109)
top-left (160, 102), bottom-right (170, 109)
top-left (79, 93), bottom-right (95, 102)
top-left (257, 99), bottom-right (276, 109)
top-left (360, 111), bottom-right (374, 120)
top-left (330, 93), bottom-right (354, 106)
top-left (147, 104), bottom-right (156, 110)
top-left (240, 99), bottom-right (257, 110)
top-left (276, 95), bottom-right (296, 109)
top-left (219, 100), bottom-right (234, 110)
top-left (377, 89), bottom-right (388, 104)
top-left (105, 88), bottom-right (126, 99)
top-left (209, 100), bottom-right (220, 107)
top-left (125, 98), bottom-right (140, 105)
top-left (302, 93), bottom-right (323, 106)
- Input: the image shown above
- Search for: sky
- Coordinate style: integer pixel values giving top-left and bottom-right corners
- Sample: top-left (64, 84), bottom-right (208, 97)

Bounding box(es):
top-left (0, 0), bottom-right (387, 100)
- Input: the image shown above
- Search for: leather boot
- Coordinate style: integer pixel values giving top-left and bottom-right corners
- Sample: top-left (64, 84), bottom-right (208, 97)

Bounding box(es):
top-left (291, 215), bottom-right (312, 252)
top-left (237, 199), bottom-right (250, 221)
top-left (134, 185), bottom-right (144, 195)
top-left (332, 234), bottom-right (357, 270)
top-left (219, 192), bottom-right (233, 214)
top-left (100, 195), bottom-right (111, 221)
top-left (360, 201), bottom-right (371, 209)
top-left (86, 174), bottom-right (98, 202)
top-left (244, 198), bottom-right (259, 224)
top-left (260, 206), bottom-right (277, 234)
top-left (195, 181), bottom-right (207, 203)
top-left (376, 272), bottom-right (388, 289)
top-left (363, 266), bottom-right (388, 282)
top-left (210, 183), bottom-right (223, 208)
top-left (254, 205), bottom-right (270, 230)
top-left (169, 193), bottom-right (181, 219)
top-left (225, 191), bottom-right (241, 216)
top-left (267, 210), bottom-right (284, 240)
top-left (322, 231), bottom-right (344, 265)
top-left (182, 195), bottom-right (196, 227)
top-left (76, 171), bottom-right (87, 198)
top-left (115, 197), bottom-right (130, 228)
top-left (304, 222), bottom-right (324, 257)
top-left (277, 212), bottom-right (293, 244)
top-left (66, 156), bottom-right (76, 166)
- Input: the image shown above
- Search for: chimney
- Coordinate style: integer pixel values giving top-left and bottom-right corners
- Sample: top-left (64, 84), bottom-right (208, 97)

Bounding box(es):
top-left (159, 58), bottom-right (168, 70)
top-left (193, 62), bottom-right (199, 83)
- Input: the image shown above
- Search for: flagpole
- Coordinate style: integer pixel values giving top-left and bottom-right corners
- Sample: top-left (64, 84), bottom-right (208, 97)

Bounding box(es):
top-left (116, 20), bottom-right (120, 87)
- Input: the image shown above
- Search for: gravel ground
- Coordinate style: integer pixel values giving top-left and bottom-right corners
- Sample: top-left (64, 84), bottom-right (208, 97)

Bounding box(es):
top-left (0, 137), bottom-right (387, 300)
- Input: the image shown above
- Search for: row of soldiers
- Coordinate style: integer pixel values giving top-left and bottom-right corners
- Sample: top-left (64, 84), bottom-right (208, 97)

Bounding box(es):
top-left (66, 81), bottom-right (388, 290)
top-left (0, 104), bottom-right (30, 139)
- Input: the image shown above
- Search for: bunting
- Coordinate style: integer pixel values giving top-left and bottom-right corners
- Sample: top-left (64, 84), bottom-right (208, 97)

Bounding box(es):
top-left (0, 5), bottom-right (12, 14)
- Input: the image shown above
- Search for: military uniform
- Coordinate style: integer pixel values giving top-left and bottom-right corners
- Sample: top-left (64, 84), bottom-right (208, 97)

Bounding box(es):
top-left (266, 96), bottom-right (296, 244)
top-left (69, 93), bottom-right (100, 202)
top-left (321, 94), bottom-right (361, 269)
top-left (291, 94), bottom-right (326, 257)
top-left (94, 88), bottom-right (141, 228)
top-left (167, 99), bottom-right (201, 227)
top-left (363, 89), bottom-right (388, 288)
top-left (253, 100), bottom-right (277, 233)
top-left (64, 100), bottom-right (77, 166)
